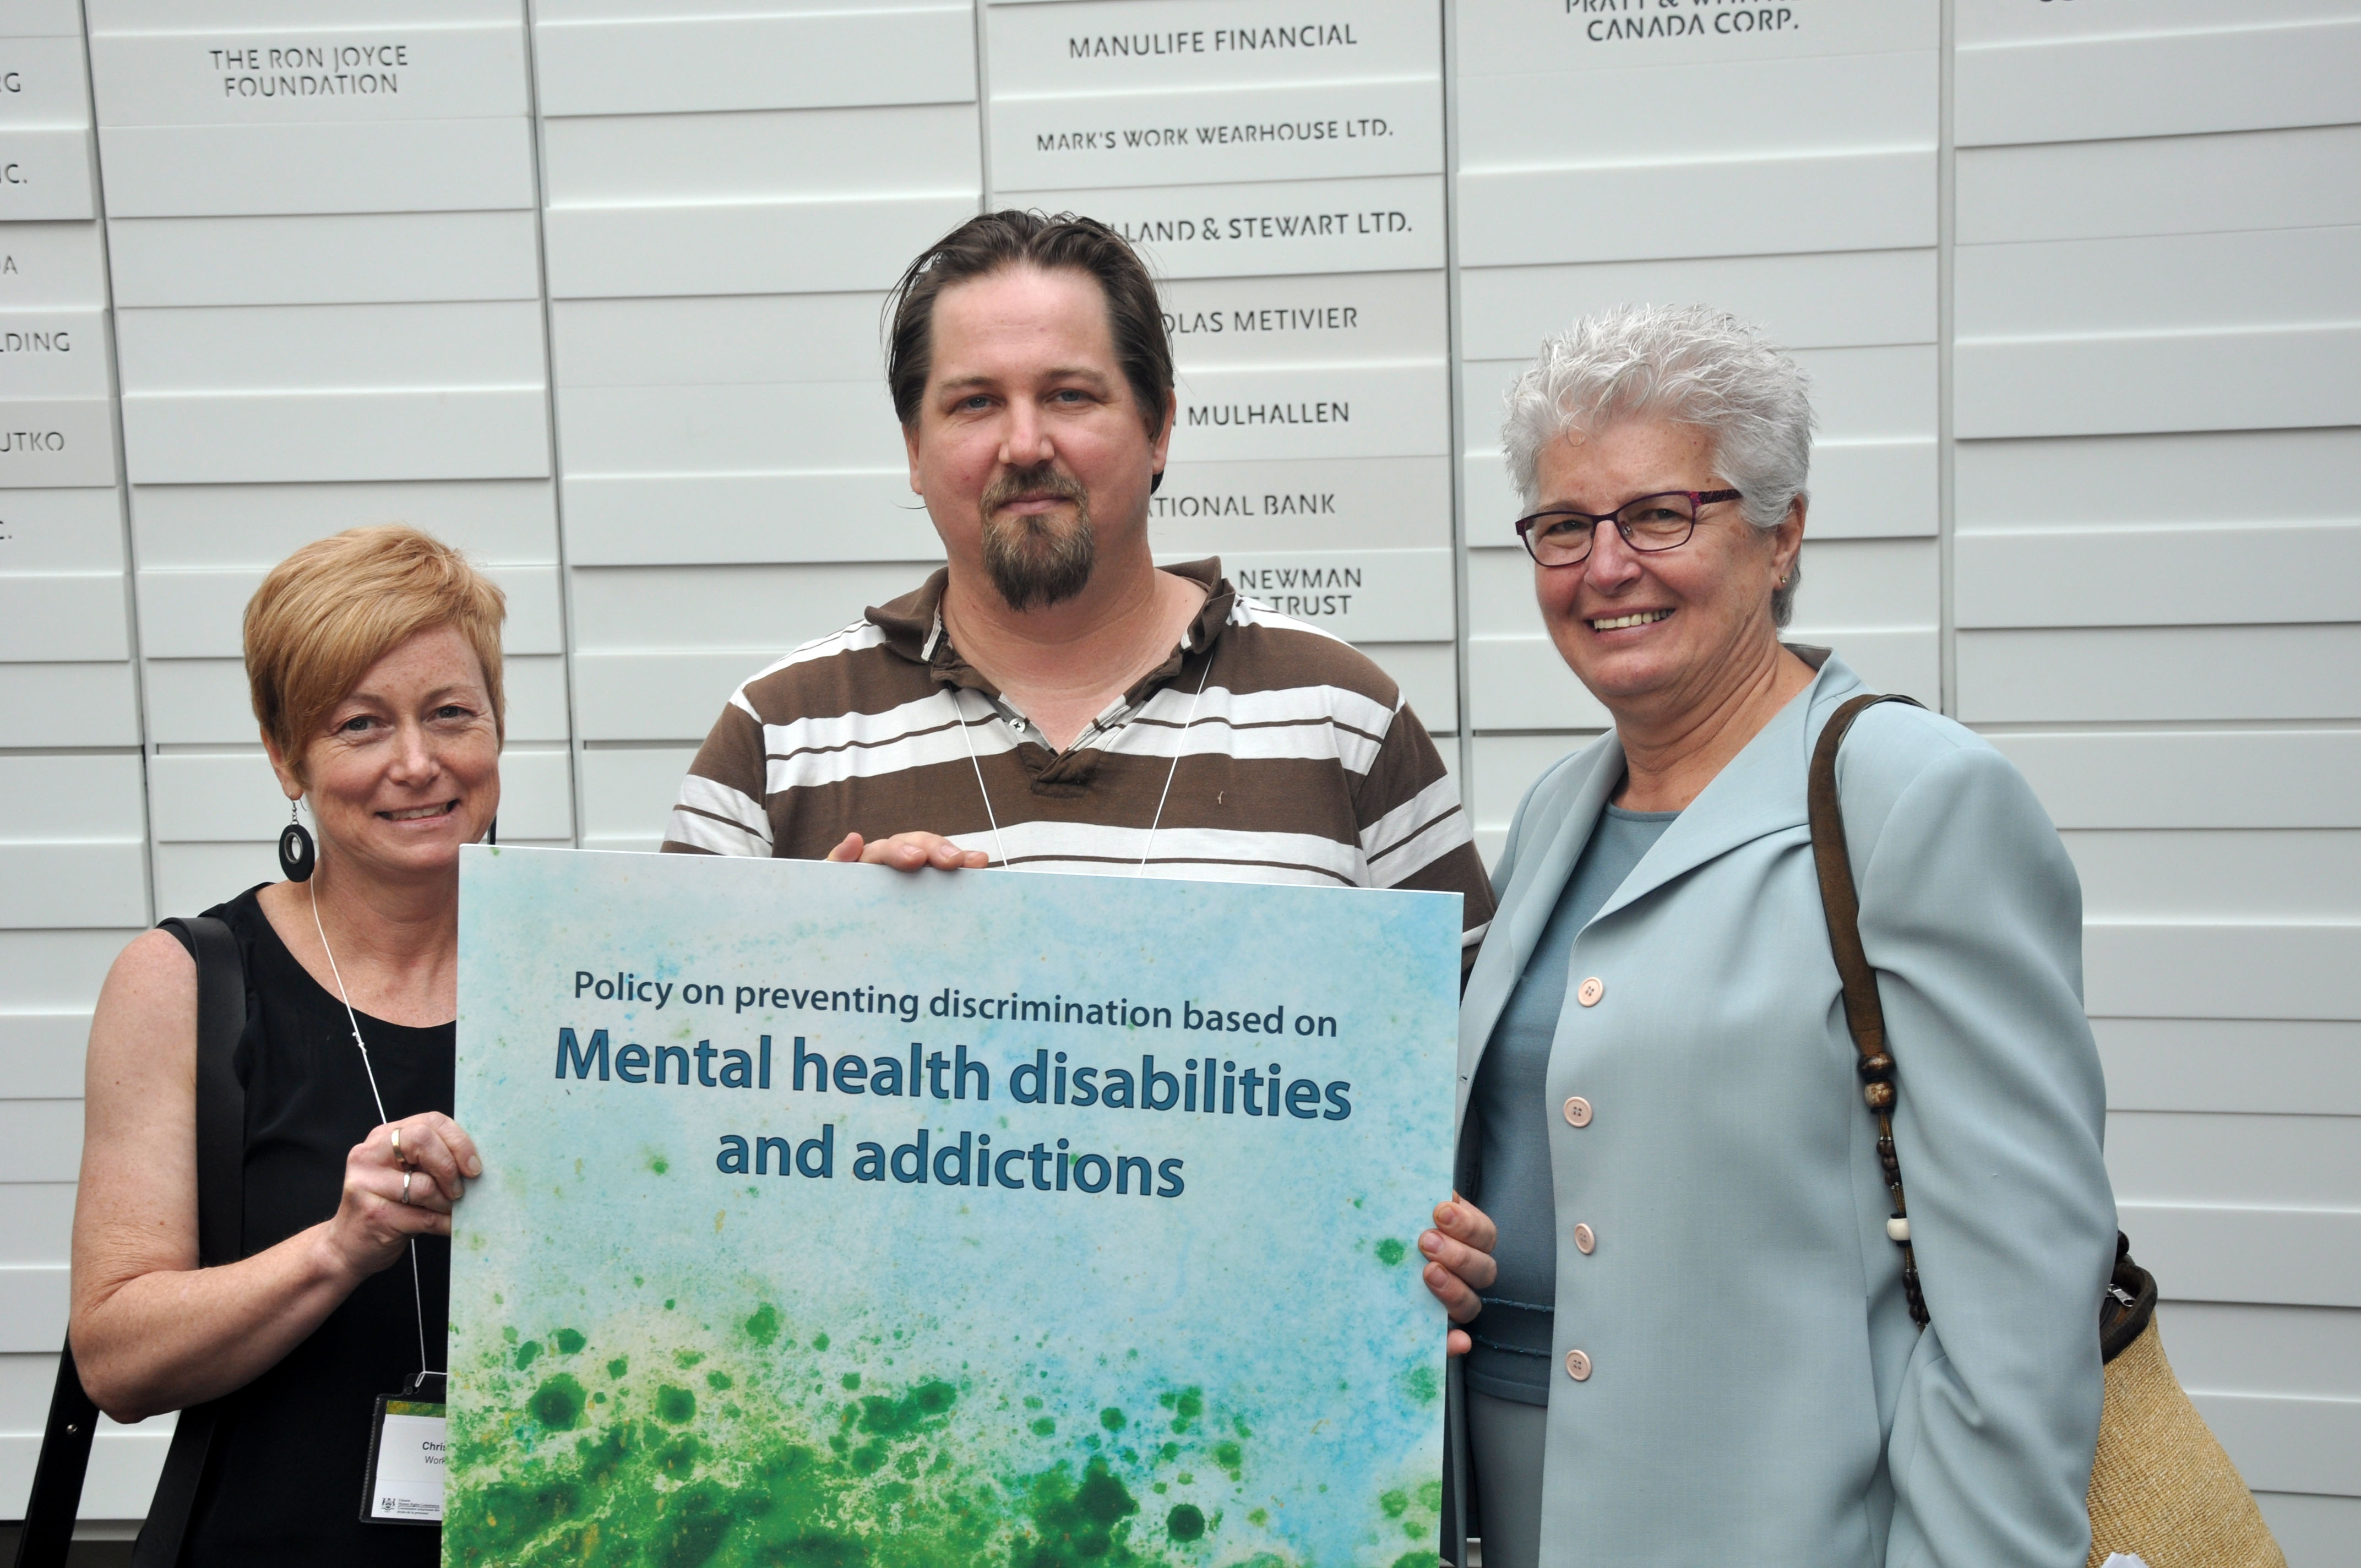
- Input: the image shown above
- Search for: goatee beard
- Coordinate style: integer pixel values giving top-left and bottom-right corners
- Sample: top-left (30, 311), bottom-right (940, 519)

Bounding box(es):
top-left (980, 464), bottom-right (1096, 612)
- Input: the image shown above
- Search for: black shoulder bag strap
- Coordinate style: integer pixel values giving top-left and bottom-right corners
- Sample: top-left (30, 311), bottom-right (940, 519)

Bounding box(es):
top-left (133, 917), bottom-right (249, 1568)
top-left (1809, 694), bottom-right (2157, 1358)
top-left (10, 918), bottom-right (245, 1568)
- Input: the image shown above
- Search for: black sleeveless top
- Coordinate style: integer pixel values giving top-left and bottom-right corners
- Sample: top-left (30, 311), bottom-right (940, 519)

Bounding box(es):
top-left (180, 887), bottom-right (450, 1566)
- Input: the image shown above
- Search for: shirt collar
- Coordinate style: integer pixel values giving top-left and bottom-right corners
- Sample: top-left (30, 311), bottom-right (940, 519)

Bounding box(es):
top-left (866, 557), bottom-right (1236, 704)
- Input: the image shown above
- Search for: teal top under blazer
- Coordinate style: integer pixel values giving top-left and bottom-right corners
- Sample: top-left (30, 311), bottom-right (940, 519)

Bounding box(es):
top-left (1450, 652), bottom-right (2117, 1567)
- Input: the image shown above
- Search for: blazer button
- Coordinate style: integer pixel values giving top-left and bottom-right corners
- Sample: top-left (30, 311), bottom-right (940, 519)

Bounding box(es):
top-left (1573, 1222), bottom-right (1596, 1255)
top-left (1562, 1096), bottom-right (1592, 1128)
top-left (1564, 1349), bottom-right (1592, 1381)
top-left (1577, 976), bottom-right (1604, 1007)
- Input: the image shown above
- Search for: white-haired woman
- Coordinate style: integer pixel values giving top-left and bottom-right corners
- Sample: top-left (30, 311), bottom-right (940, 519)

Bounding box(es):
top-left (1439, 306), bottom-right (2116, 1567)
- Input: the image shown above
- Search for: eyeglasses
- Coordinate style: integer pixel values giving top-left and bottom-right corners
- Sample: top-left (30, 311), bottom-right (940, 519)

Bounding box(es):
top-left (1513, 489), bottom-right (1742, 568)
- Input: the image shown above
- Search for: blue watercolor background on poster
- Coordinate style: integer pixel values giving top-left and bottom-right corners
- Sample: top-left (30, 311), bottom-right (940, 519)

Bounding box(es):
top-left (446, 845), bottom-right (1461, 1567)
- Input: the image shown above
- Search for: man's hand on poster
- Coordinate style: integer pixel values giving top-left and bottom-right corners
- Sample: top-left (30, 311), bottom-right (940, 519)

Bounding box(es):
top-left (1421, 1195), bottom-right (1498, 1356)
top-left (825, 831), bottom-right (991, 870)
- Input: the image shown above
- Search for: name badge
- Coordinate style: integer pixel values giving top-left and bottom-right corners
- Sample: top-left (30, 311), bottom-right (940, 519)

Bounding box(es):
top-left (360, 1390), bottom-right (446, 1525)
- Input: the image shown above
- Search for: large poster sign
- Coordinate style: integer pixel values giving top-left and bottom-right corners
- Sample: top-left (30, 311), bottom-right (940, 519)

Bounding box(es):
top-left (447, 846), bottom-right (1462, 1567)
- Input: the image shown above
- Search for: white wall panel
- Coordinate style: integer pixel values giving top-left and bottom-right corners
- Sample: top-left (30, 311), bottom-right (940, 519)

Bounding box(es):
top-left (1460, 248), bottom-right (1934, 360)
top-left (550, 292), bottom-right (887, 388)
top-left (1, 1010), bottom-right (96, 1096)
top-left (0, 929), bottom-right (132, 1012)
top-left (580, 744), bottom-right (698, 851)
top-left (2112, 1110), bottom-right (2361, 1207)
top-left (0, 842), bottom-right (145, 927)
top-left (0, 570), bottom-right (125, 660)
top-left (0, 220), bottom-right (106, 307)
top-left (105, 211), bottom-right (541, 308)
top-left (2087, 923), bottom-right (2361, 1023)
top-left (570, 562), bottom-right (923, 655)
top-left (0, 133), bottom-right (94, 222)
top-left (1171, 546), bottom-right (1450, 641)
top-left (0, 308), bottom-right (107, 396)
top-left (2162, 1300), bottom-right (2361, 1400)
top-left (0, 483), bottom-right (120, 569)
top-left (1959, 123), bottom-right (2361, 246)
top-left (543, 104), bottom-right (979, 208)
top-left (1956, 326), bottom-right (2361, 441)
top-left (1987, 731), bottom-right (2361, 831)
top-left (1152, 454), bottom-right (1448, 554)
top-left (1960, 225), bottom-right (2360, 340)
top-left (542, 193), bottom-right (981, 301)
top-left (990, 0), bottom-right (1441, 92)
top-left (0, 662), bottom-right (137, 745)
top-left (2259, 1493), bottom-right (2361, 1565)
top-left (992, 77), bottom-right (1443, 190)
top-left (554, 382), bottom-right (902, 476)
top-left (1955, 13), bottom-right (2361, 148)
top-left (112, 300), bottom-right (547, 391)
top-left (2118, 1202), bottom-right (2361, 1310)
top-left (535, 7), bottom-right (975, 117)
top-left (0, 397), bottom-right (115, 485)
top-left (88, 24), bottom-right (525, 126)
top-left (2098, 1019), bottom-right (2361, 1117)
top-left (119, 387), bottom-right (551, 485)
top-left (128, 478), bottom-right (556, 568)
top-left (2066, 831), bottom-right (2361, 922)
top-left (0, 1184), bottom-right (72, 1267)
top-left (94, 119), bottom-right (536, 217)
top-left (573, 650), bottom-right (786, 745)
top-left (1173, 361), bottom-right (1446, 461)
top-left (1958, 625), bottom-right (2361, 725)
top-left (1005, 174), bottom-right (1445, 277)
top-left (1460, 0), bottom-right (1933, 70)
top-left (1458, 150), bottom-right (1932, 269)
top-left (1959, 522), bottom-right (2361, 630)
top-left (1162, 269), bottom-right (1448, 365)
top-left (561, 475), bottom-right (940, 568)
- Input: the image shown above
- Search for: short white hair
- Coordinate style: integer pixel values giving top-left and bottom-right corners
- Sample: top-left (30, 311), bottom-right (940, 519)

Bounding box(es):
top-left (1500, 303), bottom-right (1814, 625)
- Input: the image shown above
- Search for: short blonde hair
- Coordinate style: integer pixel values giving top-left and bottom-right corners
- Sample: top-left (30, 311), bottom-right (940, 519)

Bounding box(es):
top-left (244, 525), bottom-right (506, 781)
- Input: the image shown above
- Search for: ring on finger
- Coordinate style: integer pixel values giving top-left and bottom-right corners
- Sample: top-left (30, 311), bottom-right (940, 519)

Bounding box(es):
top-left (390, 1125), bottom-right (402, 1158)
top-left (400, 1170), bottom-right (414, 1205)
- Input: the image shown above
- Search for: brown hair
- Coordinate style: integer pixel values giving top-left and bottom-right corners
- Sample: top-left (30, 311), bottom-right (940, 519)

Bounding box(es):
top-left (244, 524), bottom-right (506, 781)
top-left (885, 210), bottom-right (1173, 441)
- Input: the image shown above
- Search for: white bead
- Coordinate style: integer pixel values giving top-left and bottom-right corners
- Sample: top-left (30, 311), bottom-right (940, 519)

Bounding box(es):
top-left (1886, 1216), bottom-right (1911, 1243)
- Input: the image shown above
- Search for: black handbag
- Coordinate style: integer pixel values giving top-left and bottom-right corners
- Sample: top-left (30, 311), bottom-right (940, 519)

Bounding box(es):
top-left (10, 917), bottom-right (246, 1568)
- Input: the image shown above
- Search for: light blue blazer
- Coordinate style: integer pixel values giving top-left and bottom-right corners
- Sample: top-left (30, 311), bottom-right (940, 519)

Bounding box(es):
top-left (1451, 652), bottom-right (2116, 1567)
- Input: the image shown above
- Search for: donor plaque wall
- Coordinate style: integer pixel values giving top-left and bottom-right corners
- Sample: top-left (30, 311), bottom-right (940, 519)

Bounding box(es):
top-left (1, 1), bottom-right (2357, 1561)
top-left (987, 0), bottom-right (1460, 729)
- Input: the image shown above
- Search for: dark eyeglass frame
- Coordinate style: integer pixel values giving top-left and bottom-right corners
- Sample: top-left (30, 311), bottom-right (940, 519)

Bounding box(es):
top-left (1513, 489), bottom-right (1743, 567)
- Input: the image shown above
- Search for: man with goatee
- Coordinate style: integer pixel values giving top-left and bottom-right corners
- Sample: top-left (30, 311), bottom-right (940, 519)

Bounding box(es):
top-left (661, 211), bottom-right (1494, 975)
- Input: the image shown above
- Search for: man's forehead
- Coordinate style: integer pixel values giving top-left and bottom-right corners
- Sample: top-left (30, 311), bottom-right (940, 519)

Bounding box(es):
top-left (928, 265), bottom-right (1119, 370)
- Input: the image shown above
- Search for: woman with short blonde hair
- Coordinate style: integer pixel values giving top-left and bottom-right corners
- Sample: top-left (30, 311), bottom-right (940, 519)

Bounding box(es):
top-left (73, 524), bottom-right (501, 1564)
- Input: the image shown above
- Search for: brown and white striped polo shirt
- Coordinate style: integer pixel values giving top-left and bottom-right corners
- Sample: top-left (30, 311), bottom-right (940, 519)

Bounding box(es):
top-left (661, 558), bottom-right (1495, 962)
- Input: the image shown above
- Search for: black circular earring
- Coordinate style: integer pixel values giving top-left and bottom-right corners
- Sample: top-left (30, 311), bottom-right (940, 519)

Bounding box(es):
top-left (278, 799), bottom-right (315, 882)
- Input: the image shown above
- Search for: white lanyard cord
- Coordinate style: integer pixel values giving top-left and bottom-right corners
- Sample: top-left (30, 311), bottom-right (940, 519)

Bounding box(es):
top-left (949, 638), bottom-right (1216, 876)
top-left (1136, 647), bottom-right (1216, 875)
top-left (309, 879), bottom-right (433, 1380)
top-left (951, 689), bottom-right (1013, 869)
